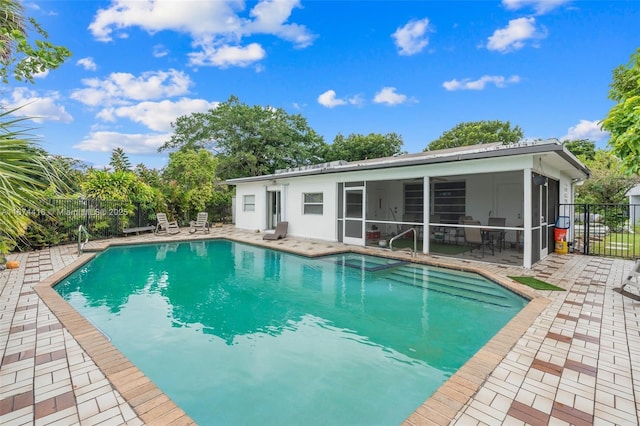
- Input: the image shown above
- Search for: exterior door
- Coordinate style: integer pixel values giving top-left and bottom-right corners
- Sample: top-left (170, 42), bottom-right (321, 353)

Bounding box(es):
top-left (267, 190), bottom-right (281, 229)
top-left (343, 187), bottom-right (365, 245)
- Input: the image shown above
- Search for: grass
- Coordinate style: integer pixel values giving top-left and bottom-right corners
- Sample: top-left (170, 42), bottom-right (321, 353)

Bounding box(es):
top-left (582, 230), bottom-right (640, 258)
top-left (508, 276), bottom-right (565, 291)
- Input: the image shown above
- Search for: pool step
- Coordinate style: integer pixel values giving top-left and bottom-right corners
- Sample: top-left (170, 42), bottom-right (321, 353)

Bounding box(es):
top-left (380, 266), bottom-right (512, 307)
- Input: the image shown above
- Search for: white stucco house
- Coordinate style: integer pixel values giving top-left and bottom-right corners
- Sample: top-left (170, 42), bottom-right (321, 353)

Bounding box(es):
top-left (226, 140), bottom-right (590, 268)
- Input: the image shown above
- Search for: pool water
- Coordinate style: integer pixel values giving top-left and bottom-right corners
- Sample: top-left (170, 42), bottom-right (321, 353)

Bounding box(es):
top-left (54, 240), bottom-right (528, 425)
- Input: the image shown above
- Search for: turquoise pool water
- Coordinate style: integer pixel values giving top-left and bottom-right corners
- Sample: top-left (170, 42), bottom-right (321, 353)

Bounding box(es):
top-left (54, 240), bottom-right (528, 425)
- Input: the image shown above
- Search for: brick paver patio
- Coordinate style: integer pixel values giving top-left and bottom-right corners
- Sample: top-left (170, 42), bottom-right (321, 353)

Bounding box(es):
top-left (1, 226), bottom-right (638, 425)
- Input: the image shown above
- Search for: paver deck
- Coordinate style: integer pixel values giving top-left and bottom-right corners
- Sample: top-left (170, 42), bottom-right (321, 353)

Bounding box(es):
top-left (1, 226), bottom-right (638, 425)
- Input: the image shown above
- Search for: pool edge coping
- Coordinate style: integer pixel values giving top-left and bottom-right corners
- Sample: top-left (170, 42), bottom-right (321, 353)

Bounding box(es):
top-left (35, 235), bottom-right (549, 426)
top-left (34, 251), bottom-right (195, 425)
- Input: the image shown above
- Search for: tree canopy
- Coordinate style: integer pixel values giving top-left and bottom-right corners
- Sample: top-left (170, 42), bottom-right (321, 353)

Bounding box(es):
top-left (601, 48), bottom-right (640, 175)
top-left (575, 149), bottom-right (639, 205)
top-left (159, 95), bottom-right (327, 179)
top-left (324, 132), bottom-right (405, 162)
top-left (0, 0), bottom-right (71, 83)
top-left (563, 139), bottom-right (596, 161)
top-left (109, 147), bottom-right (132, 172)
top-left (163, 149), bottom-right (230, 221)
top-left (425, 120), bottom-right (523, 151)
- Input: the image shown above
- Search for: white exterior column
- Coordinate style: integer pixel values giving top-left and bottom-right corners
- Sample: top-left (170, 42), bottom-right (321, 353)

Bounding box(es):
top-left (423, 176), bottom-right (430, 254)
top-left (523, 169), bottom-right (532, 268)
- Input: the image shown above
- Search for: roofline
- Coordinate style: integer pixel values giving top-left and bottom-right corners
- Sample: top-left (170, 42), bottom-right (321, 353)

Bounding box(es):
top-left (226, 141), bottom-right (591, 184)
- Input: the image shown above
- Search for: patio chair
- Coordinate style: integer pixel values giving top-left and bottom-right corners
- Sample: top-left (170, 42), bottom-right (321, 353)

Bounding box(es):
top-left (621, 259), bottom-right (640, 292)
top-left (189, 212), bottom-right (210, 234)
top-left (155, 213), bottom-right (180, 235)
top-left (463, 220), bottom-right (492, 256)
top-left (263, 221), bottom-right (288, 240)
top-left (487, 217), bottom-right (506, 251)
top-left (452, 215), bottom-right (474, 245)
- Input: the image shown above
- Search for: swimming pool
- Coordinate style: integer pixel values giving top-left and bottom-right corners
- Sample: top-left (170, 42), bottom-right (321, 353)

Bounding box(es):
top-left (54, 240), bottom-right (528, 425)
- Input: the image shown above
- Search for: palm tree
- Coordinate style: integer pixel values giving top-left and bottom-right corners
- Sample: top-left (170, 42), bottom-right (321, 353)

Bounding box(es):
top-left (0, 108), bottom-right (64, 252)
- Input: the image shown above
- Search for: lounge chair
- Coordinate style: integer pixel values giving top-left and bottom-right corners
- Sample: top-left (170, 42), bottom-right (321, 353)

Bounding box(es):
top-left (189, 212), bottom-right (210, 234)
top-left (621, 259), bottom-right (640, 291)
top-left (263, 221), bottom-right (288, 240)
top-left (155, 213), bottom-right (180, 235)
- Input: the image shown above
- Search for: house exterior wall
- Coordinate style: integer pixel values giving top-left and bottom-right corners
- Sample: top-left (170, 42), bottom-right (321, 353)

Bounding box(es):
top-left (234, 175), bottom-right (339, 241)
top-left (230, 146), bottom-right (587, 268)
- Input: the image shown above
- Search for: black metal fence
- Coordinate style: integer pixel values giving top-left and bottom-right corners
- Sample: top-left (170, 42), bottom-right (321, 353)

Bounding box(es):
top-left (21, 199), bottom-right (156, 248)
top-left (559, 203), bottom-right (639, 259)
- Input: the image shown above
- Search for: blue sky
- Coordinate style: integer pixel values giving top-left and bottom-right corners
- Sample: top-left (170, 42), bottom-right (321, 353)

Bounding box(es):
top-left (5, 0), bottom-right (639, 169)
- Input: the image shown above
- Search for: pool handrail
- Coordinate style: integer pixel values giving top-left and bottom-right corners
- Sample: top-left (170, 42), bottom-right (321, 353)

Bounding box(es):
top-left (78, 225), bottom-right (89, 255)
top-left (389, 227), bottom-right (417, 257)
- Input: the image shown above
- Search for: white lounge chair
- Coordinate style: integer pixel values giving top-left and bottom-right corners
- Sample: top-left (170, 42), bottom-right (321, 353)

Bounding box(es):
top-left (189, 212), bottom-right (210, 234)
top-left (263, 221), bottom-right (288, 240)
top-left (155, 213), bottom-right (180, 235)
top-left (621, 259), bottom-right (640, 291)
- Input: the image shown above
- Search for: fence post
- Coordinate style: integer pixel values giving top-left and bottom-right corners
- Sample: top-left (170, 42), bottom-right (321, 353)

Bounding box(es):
top-left (584, 204), bottom-right (590, 255)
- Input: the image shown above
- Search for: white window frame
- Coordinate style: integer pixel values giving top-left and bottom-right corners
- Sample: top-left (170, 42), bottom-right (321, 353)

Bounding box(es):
top-left (303, 192), bottom-right (324, 215)
top-left (243, 194), bottom-right (255, 212)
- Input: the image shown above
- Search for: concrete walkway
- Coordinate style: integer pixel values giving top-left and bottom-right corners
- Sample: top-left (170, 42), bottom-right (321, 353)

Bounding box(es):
top-left (1, 226), bottom-right (638, 425)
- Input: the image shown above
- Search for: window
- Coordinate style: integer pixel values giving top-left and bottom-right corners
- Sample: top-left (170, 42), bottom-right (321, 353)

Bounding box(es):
top-left (243, 195), bottom-right (255, 212)
top-left (432, 181), bottom-right (466, 224)
top-left (303, 192), bottom-right (323, 215)
top-left (404, 183), bottom-right (424, 220)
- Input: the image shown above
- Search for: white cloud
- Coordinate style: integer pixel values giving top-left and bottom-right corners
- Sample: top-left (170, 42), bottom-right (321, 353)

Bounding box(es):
top-left (487, 17), bottom-right (546, 53)
top-left (244, 0), bottom-right (315, 48)
top-left (153, 44), bottom-right (169, 58)
top-left (443, 75), bottom-right (521, 91)
top-left (317, 90), bottom-right (362, 108)
top-left (502, 0), bottom-right (570, 14)
top-left (70, 69), bottom-right (192, 106)
top-left (373, 87), bottom-right (410, 106)
top-left (73, 131), bottom-right (170, 154)
top-left (562, 119), bottom-right (609, 142)
top-left (77, 57), bottom-right (97, 71)
top-left (96, 98), bottom-right (218, 132)
top-left (189, 42), bottom-right (266, 68)
top-left (392, 18), bottom-right (430, 56)
top-left (2, 88), bottom-right (73, 123)
top-left (89, 0), bottom-right (315, 68)
top-left (317, 90), bottom-right (346, 108)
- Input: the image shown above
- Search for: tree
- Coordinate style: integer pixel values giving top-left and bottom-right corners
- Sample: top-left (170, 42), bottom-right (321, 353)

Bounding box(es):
top-left (563, 139), bottom-right (596, 161)
top-left (109, 147), bottom-right (131, 172)
top-left (82, 169), bottom-right (155, 203)
top-left (575, 150), bottom-right (639, 205)
top-left (0, 0), bottom-right (72, 83)
top-left (425, 120), bottom-right (523, 151)
top-left (324, 132), bottom-right (405, 162)
top-left (0, 111), bottom-right (65, 252)
top-left (601, 48), bottom-right (640, 175)
top-left (0, 1), bottom-right (71, 254)
top-left (159, 95), bottom-right (328, 179)
top-left (134, 163), bottom-right (162, 187)
top-left (163, 149), bottom-right (232, 222)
